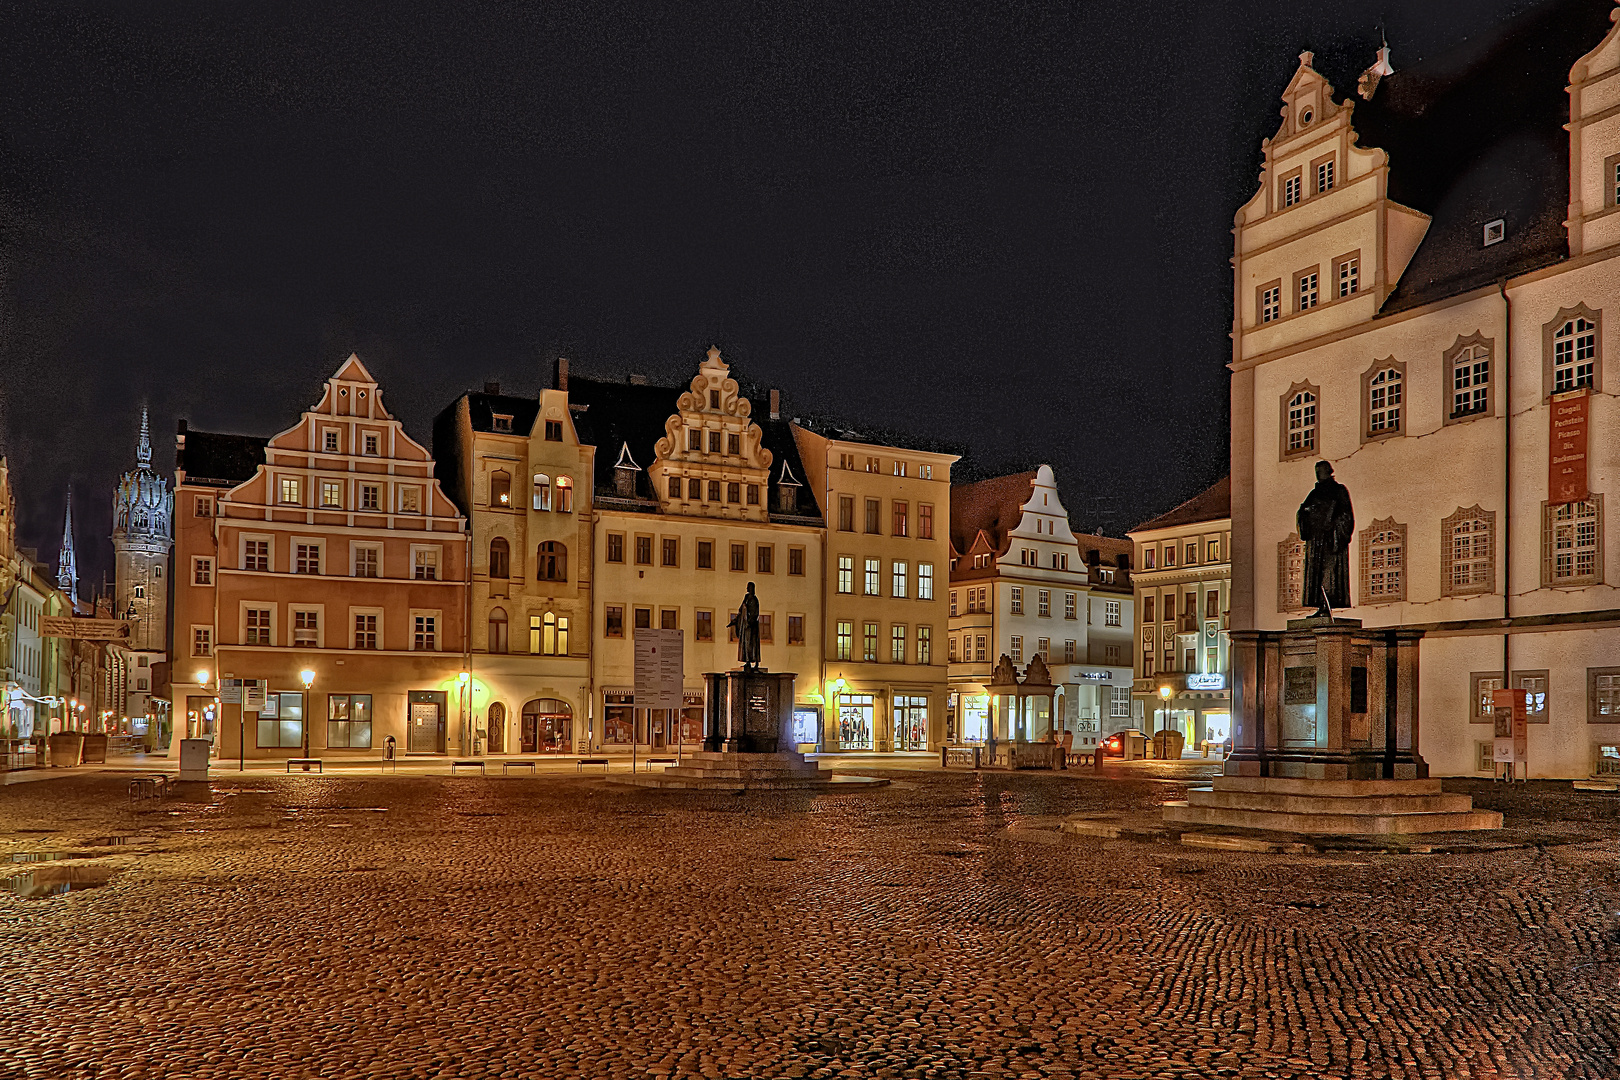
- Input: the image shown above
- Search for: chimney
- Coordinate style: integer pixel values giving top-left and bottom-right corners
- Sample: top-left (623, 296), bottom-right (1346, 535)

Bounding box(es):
top-left (554, 357), bottom-right (569, 391)
top-left (628, 374), bottom-right (648, 386)
top-left (484, 381), bottom-right (501, 396)
top-left (769, 389), bottom-right (780, 420)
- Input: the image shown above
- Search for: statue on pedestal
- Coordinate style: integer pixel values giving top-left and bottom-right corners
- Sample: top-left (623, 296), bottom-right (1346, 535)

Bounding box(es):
top-left (1297, 460), bottom-right (1354, 617)
top-left (728, 581), bottom-right (761, 672)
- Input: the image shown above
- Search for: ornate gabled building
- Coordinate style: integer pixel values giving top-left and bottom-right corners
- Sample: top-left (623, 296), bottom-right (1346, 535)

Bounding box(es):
top-left (113, 408), bottom-right (175, 728)
top-left (1229, 2), bottom-right (1620, 778)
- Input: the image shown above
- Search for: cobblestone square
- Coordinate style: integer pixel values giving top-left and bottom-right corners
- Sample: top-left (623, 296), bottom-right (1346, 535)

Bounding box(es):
top-left (2, 770), bottom-right (1616, 1080)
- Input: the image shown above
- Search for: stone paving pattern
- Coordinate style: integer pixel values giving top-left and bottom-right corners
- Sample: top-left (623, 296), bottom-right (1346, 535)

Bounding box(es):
top-left (1, 770), bottom-right (1616, 1079)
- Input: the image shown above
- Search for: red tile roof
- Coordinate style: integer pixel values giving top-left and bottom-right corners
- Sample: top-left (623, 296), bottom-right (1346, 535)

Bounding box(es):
top-left (949, 471), bottom-right (1037, 556)
top-left (1131, 476), bottom-right (1231, 533)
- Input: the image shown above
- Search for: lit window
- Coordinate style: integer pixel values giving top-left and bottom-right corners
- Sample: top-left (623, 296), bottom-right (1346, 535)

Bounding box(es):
top-left (279, 477), bottom-right (301, 505)
top-left (1553, 317), bottom-right (1597, 393)
top-left (321, 480), bottom-right (343, 508)
top-left (863, 622), bottom-right (878, 662)
top-left (864, 558), bottom-right (881, 596)
top-left (1369, 367), bottom-right (1403, 434)
top-left (555, 476), bottom-right (573, 512)
top-left (891, 625), bottom-right (906, 663)
top-left (892, 561), bottom-right (907, 598)
top-left (837, 555), bottom-right (853, 594)
top-left (836, 621), bottom-right (852, 661)
top-left (917, 562), bottom-right (933, 600)
top-left (532, 474), bottom-right (551, 511)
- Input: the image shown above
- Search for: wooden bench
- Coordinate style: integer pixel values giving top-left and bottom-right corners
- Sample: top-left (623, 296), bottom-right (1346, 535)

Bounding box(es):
top-left (286, 758), bottom-right (324, 773)
top-left (501, 760), bottom-right (538, 775)
top-left (640, 757), bottom-right (677, 772)
top-left (127, 775), bottom-right (170, 803)
top-left (577, 757), bottom-right (610, 773)
top-left (449, 760), bottom-right (486, 776)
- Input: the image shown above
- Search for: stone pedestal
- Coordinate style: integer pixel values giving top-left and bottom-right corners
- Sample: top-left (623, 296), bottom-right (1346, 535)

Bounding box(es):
top-left (703, 669), bottom-right (796, 754)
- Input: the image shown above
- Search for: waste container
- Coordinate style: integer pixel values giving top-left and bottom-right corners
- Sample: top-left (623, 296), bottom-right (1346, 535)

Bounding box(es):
top-left (384, 735), bottom-right (396, 761)
top-left (47, 733), bottom-right (85, 767)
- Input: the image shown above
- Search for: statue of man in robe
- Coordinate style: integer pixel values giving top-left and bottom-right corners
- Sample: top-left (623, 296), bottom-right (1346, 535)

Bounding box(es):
top-left (728, 581), bottom-right (761, 670)
top-left (1297, 460), bottom-right (1355, 617)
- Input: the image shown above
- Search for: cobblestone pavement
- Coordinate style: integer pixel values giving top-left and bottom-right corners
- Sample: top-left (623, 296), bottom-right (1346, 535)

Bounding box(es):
top-left (1, 772), bottom-right (1615, 1080)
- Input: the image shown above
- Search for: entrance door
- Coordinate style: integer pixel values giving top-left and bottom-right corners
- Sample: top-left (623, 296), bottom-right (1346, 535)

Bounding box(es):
top-left (837, 695), bottom-right (874, 749)
top-left (408, 701), bottom-right (441, 753)
top-left (892, 696), bottom-right (929, 750)
top-left (521, 699), bottom-right (572, 754)
top-left (487, 702), bottom-right (506, 755)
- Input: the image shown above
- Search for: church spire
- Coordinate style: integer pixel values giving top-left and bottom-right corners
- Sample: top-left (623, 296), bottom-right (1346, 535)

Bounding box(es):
top-left (136, 406), bottom-right (152, 468)
top-left (58, 485), bottom-right (78, 605)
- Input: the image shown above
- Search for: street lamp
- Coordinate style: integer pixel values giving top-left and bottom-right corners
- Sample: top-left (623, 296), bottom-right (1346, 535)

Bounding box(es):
top-left (299, 669), bottom-right (316, 765)
top-left (458, 671), bottom-right (471, 756)
top-left (1158, 685), bottom-right (1173, 755)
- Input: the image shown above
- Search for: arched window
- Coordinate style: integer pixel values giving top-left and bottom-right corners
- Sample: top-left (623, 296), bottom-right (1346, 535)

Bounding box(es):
top-left (555, 476), bottom-right (573, 513)
top-left (538, 541), bottom-right (567, 582)
top-left (1284, 388), bottom-right (1316, 455)
top-left (1553, 316), bottom-right (1597, 393)
top-left (542, 612), bottom-right (557, 655)
top-left (532, 473), bottom-right (552, 511)
top-left (1367, 366), bottom-right (1403, 435)
top-left (490, 470), bottom-right (511, 508)
top-left (488, 607), bottom-right (509, 654)
top-left (489, 537), bottom-right (510, 579)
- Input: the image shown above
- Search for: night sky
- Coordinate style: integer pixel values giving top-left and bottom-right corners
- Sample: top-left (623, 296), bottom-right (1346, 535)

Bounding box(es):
top-left (3, 0), bottom-right (1546, 590)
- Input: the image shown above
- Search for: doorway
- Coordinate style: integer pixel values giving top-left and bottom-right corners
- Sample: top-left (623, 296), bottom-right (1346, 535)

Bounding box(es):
top-left (520, 698), bottom-right (572, 754)
top-left (892, 695), bottom-right (929, 750)
top-left (408, 700), bottom-right (442, 753)
top-left (487, 702), bottom-right (506, 755)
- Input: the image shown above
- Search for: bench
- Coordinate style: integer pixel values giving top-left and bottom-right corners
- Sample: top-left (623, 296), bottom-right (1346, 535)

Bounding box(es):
top-left (577, 757), bottom-right (610, 773)
top-left (286, 758), bottom-right (324, 773)
top-left (640, 757), bottom-right (677, 772)
top-left (449, 760), bottom-right (486, 776)
top-left (127, 775), bottom-right (170, 803)
top-left (501, 760), bottom-right (538, 775)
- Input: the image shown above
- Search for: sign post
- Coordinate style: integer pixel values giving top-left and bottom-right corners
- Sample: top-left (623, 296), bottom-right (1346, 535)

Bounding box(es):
top-left (1491, 688), bottom-right (1529, 781)
top-left (634, 629), bottom-right (685, 766)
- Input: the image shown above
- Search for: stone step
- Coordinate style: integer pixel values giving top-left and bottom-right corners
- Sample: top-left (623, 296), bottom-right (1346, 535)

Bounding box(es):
top-left (658, 767), bottom-right (828, 781)
top-left (1162, 801), bottom-right (1504, 835)
top-left (1214, 776), bottom-right (1443, 797)
top-left (1189, 789), bottom-right (1477, 815)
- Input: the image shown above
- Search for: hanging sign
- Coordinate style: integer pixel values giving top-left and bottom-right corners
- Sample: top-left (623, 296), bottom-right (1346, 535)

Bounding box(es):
top-left (41, 616), bottom-right (130, 641)
top-left (633, 629), bottom-right (684, 711)
top-left (1549, 389), bottom-right (1590, 503)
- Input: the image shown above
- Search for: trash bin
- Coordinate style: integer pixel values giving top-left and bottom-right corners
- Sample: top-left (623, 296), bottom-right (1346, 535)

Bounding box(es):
top-left (47, 733), bottom-right (85, 767)
top-left (384, 735), bottom-right (396, 761)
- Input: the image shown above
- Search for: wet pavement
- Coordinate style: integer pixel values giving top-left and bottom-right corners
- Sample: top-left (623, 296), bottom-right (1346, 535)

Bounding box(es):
top-left (0, 770), bottom-right (1615, 1079)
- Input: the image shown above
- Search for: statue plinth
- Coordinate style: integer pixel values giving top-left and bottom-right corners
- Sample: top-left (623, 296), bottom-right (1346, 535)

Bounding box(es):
top-left (703, 669), bottom-right (796, 754)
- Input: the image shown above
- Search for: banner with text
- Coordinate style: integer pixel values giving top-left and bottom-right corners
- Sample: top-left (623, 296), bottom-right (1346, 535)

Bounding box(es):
top-left (40, 616), bottom-right (131, 641)
top-left (1549, 388), bottom-right (1590, 503)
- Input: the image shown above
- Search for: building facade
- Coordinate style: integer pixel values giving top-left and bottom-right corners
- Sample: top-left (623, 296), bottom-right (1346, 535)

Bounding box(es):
top-left (1129, 477), bottom-right (1232, 750)
top-left (173, 355), bottom-right (469, 760)
top-left (113, 408), bottom-right (174, 734)
top-left (947, 466), bottom-right (1135, 749)
top-left (1229, 7), bottom-right (1620, 778)
top-left (791, 424), bottom-right (957, 751)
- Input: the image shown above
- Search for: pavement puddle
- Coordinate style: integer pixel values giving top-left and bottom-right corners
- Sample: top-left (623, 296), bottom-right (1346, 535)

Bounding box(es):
top-left (2, 865), bottom-right (120, 899)
top-left (8, 852), bottom-right (80, 864)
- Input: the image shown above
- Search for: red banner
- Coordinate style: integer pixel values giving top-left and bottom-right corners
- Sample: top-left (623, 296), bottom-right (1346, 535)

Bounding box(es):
top-left (1550, 389), bottom-right (1590, 503)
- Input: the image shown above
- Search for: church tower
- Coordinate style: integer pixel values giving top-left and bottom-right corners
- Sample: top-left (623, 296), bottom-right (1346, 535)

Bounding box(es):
top-left (57, 485), bottom-right (79, 606)
top-left (112, 408), bottom-right (174, 723)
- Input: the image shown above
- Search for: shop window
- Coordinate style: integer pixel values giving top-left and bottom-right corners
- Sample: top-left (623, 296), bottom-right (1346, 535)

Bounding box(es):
top-left (327, 694), bottom-right (373, 749)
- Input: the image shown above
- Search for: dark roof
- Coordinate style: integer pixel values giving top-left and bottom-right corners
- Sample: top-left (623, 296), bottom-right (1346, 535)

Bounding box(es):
top-left (1345, 0), bottom-right (1614, 313)
top-left (950, 471), bottom-right (1037, 555)
top-left (789, 414), bottom-right (964, 458)
top-left (463, 392), bottom-right (542, 436)
top-left (177, 426), bottom-right (267, 486)
top-left (565, 375), bottom-right (822, 520)
top-left (1131, 476), bottom-right (1231, 533)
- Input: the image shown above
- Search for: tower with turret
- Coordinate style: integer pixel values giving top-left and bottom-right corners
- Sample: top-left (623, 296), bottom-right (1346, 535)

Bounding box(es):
top-left (112, 409), bottom-right (173, 724)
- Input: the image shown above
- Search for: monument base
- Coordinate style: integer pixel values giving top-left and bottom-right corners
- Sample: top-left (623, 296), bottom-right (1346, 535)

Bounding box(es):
top-left (702, 669), bottom-right (795, 754)
top-left (1163, 776), bottom-right (1501, 835)
top-left (609, 750), bottom-right (887, 792)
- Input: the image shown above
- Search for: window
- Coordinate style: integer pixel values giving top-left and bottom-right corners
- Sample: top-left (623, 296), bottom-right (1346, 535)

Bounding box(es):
top-left (788, 614), bottom-right (805, 646)
top-left (1441, 507), bottom-right (1495, 596)
top-left (757, 613), bottom-right (772, 643)
top-left (491, 472), bottom-right (515, 507)
top-left (893, 461), bottom-right (907, 477)
top-left (487, 607), bottom-right (508, 653)
top-left (634, 536), bottom-right (652, 566)
top-left (555, 476), bottom-right (573, 513)
top-left (866, 457), bottom-right (879, 473)
top-left (1163, 545), bottom-right (1176, 567)
top-left (838, 556), bottom-right (854, 594)
top-left (295, 543), bottom-right (321, 575)
top-left (891, 625), bottom-right (907, 663)
top-left (292, 610), bottom-right (319, 647)
top-left (1591, 668), bottom-right (1620, 723)
top-left (349, 545), bottom-right (378, 578)
top-left (892, 561), bottom-right (908, 598)
top-left (727, 482), bottom-right (740, 504)
top-left (606, 533), bottom-right (625, 563)
top-left (246, 608), bottom-right (272, 646)
top-left (1282, 172), bottom-right (1301, 207)
top-left (413, 615), bottom-right (437, 651)
top-left (865, 499), bottom-right (881, 534)
top-left (1550, 311), bottom-right (1599, 394)
top-left (605, 605), bottom-right (624, 639)
top-left (398, 487), bottom-right (421, 514)
top-left (864, 558), bottom-right (881, 596)
top-left (892, 501), bottom-right (908, 537)
top-left (1336, 254), bottom-right (1359, 298)
top-left (256, 691), bottom-right (303, 749)
top-left (1105, 600), bottom-right (1121, 627)
top-left (1315, 158), bottom-right (1334, 193)
top-left (195, 496), bottom-right (213, 517)
top-left (1483, 219), bottom-right (1505, 246)
top-left (1110, 687), bottom-right (1131, 719)
top-left (360, 484), bottom-right (380, 511)
top-left (1359, 519), bottom-right (1406, 604)
top-left (1260, 283), bottom-right (1282, 325)
top-left (363, 433), bottom-right (379, 456)
top-left (486, 537), bottom-right (510, 580)
top-left (789, 547), bottom-right (805, 576)
top-left (1471, 672), bottom-right (1505, 723)
top-left (731, 543), bottom-right (747, 572)
top-left (1278, 533), bottom-right (1306, 612)
top-left (726, 432), bottom-right (740, 456)
top-left (1037, 589), bottom-right (1050, 617)
top-left (545, 419), bottom-right (564, 441)
top-left (698, 540), bottom-right (714, 570)
top-left (708, 390), bottom-right (720, 410)
top-left (353, 613), bottom-right (378, 650)
top-left (277, 476), bottom-right (300, 505)
top-left (687, 429), bottom-right (702, 452)
top-left (838, 496), bottom-right (854, 531)
top-left (975, 635), bottom-right (986, 662)
top-left (193, 557), bottom-right (213, 585)
top-left (746, 484), bottom-right (760, 506)
top-left (1208, 539), bottom-right (1221, 562)
top-left (696, 610), bottom-right (714, 642)
top-left (539, 613), bottom-right (570, 655)
top-left (1143, 595), bottom-right (1155, 622)
top-left (949, 636), bottom-right (959, 662)
top-left (662, 537), bottom-right (679, 567)
top-left (757, 545), bottom-right (773, 574)
top-left (321, 480), bottom-right (343, 508)
top-left (1282, 384), bottom-right (1318, 457)
top-left (1544, 497), bottom-right (1603, 587)
top-left (327, 694), bottom-right (373, 748)
top-left (1143, 548), bottom-right (1155, 569)
top-left (707, 480), bottom-right (721, 502)
top-left (413, 548), bottom-right (438, 581)
top-left (1063, 639), bottom-right (1076, 663)
top-left (1511, 671), bottom-right (1549, 724)
top-left (836, 622), bottom-right (852, 661)
top-left (687, 477), bottom-right (701, 500)
top-left (537, 541), bottom-right (567, 582)
top-left (919, 464), bottom-right (933, 479)
top-left (708, 431), bottom-right (722, 454)
top-left (1205, 592), bottom-right (1219, 618)
top-left (917, 626), bottom-right (930, 664)
top-left (1365, 362), bottom-right (1404, 437)
top-left (1036, 637), bottom-right (1050, 661)
top-left (1297, 269), bottom-right (1318, 311)
top-left (1186, 543), bottom-right (1198, 565)
top-left (917, 563), bottom-right (933, 600)
top-left (532, 474), bottom-right (551, 511)
top-left (1010, 587), bottom-right (1023, 615)
top-left (1010, 636), bottom-right (1023, 665)
top-left (863, 622), bottom-right (878, 662)
top-left (918, 504), bottom-right (934, 539)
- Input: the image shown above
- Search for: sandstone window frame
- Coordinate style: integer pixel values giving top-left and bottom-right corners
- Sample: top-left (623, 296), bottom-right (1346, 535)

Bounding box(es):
top-left (1277, 532), bottom-right (1306, 613)
top-left (1330, 250), bottom-right (1361, 299)
top-left (1512, 669), bottom-right (1551, 725)
top-left (1358, 517), bottom-right (1407, 605)
top-left (1257, 279), bottom-right (1283, 326)
top-left (1311, 153), bottom-right (1336, 195)
top-left (1443, 333), bottom-right (1495, 425)
top-left (1606, 153), bottom-right (1620, 209)
top-left (1360, 357), bottom-right (1406, 443)
top-left (1279, 381), bottom-right (1320, 460)
top-left (1470, 671), bottom-right (1505, 724)
top-left (1440, 506), bottom-right (1495, 597)
top-left (1543, 304), bottom-right (1602, 398)
top-left (1278, 167), bottom-right (1303, 209)
top-left (1294, 266), bottom-right (1320, 312)
top-left (1589, 667), bottom-right (1620, 724)
top-left (1542, 495), bottom-right (1604, 588)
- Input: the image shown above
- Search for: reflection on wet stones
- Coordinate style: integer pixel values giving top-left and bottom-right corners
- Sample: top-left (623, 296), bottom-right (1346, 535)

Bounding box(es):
top-left (2, 864), bottom-right (118, 898)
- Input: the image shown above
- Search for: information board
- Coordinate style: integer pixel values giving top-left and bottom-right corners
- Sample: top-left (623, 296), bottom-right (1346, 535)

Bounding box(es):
top-left (633, 629), bottom-right (684, 711)
top-left (1491, 688), bottom-right (1528, 764)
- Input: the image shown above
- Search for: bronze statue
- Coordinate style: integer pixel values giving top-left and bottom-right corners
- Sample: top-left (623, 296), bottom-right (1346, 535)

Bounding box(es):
top-left (1297, 460), bottom-right (1354, 617)
top-left (728, 581), bottom-right (761, 671)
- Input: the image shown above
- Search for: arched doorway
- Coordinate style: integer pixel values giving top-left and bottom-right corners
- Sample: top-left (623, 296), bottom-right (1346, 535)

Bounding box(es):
top-left (487, 702), bottom-right (507, 755)
top-left (521, 698), bottom-right (572, 754)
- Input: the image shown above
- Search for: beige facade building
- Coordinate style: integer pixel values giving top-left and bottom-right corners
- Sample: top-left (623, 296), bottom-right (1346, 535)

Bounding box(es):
top-left (1128, 477), bottom-right (1231, 749)
top-left (1229, 10), bottom-right (1620, 778)
top-left (791, 425), bottom-right (956, 751)
top-left (434, 380), bottom-right (595, 755)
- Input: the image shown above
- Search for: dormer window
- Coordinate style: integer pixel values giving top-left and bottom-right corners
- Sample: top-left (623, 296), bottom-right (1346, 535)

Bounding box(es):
top-left (708, 390), bottom-right (720, 410)
top-left (545, 420), bottom-right (563, 441)
top-left (492, 414), bottom-right (513, 433)
top-left (1483, 219), bottom-right (1505, 247)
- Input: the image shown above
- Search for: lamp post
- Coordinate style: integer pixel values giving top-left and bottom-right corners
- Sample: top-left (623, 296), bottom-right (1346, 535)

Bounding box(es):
top-left (299, 669), bottom-right (315, 768)
top-left (1158, 685), bottom-right (1172, 758)
top-left (458, 671), bottom-right (471, 756)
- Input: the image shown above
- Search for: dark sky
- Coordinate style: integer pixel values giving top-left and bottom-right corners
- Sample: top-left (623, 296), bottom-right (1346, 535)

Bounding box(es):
top-left (2, 0), bottom-right (1546, 590)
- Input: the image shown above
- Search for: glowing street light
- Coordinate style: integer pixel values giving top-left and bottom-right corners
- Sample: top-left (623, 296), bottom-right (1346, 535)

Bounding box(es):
top-left (299, 670), bottom-right (316, 765)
